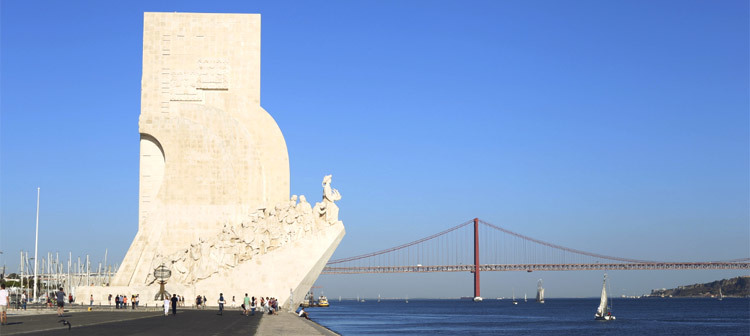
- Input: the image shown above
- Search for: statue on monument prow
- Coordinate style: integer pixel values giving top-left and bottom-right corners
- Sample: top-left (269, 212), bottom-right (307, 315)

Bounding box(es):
top-left (314, 175), bottom-right (342, 225)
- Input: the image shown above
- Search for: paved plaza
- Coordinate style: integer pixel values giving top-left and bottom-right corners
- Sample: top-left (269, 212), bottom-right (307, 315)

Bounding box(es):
top-left (0, 307), bottom-right (336, 335)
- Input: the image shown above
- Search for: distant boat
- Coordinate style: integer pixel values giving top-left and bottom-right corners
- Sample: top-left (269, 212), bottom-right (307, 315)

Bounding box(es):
top-left (405, 295), bottom-right (409, 304)
top-left (718, 287), bottom-right (723, 301)
top-left (378, 294), bottom-right (381, 303)
top-left (512, 288), bottom-right (518, 305)
top-left (524, 293), bottom-right (527, 303)
top-left (537, 279), bottom-right (545, 303)
top-left (594, 274), bottom-right (616, 321)
top-left (474, 296), bottom-right (483, 302)
top-left (338, 296), bottom-right (341, 302)
top-left (318, 296), bottom-right (329, 307)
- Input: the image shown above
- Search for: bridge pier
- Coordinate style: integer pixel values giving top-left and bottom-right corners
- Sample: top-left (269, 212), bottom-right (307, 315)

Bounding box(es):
top-left (474, 217), bottom-right (480, 299)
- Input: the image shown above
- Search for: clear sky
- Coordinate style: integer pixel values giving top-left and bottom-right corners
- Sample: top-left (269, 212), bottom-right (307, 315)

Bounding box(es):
top-left (1, 0), bottom-right (748, 298)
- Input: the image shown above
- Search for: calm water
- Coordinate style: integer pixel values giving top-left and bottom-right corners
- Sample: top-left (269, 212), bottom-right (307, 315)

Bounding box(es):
top-left (306, 298), bottom-right (750, 335)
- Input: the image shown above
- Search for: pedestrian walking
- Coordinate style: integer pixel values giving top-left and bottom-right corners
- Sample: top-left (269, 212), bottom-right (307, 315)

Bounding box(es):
top-left (163, 296), bottom-right (170, 316)
top-left (21, 291), bottom-right (27, 310)
top-left (0, 284), bottom-right (9, 325)
top-left (231, 296), bottom-right (236, 309)
top-left (243, 294), bottom-right (250, 316)
top-left (56, 288), bottom-right (66, 317)
top-left (90, 294), bottom-right (94, 306)
top-left (202, 295), bottom-right (207, 309)
top-left (170, 294), bottom-right (178, 316)
top-left (218, 293), bottom-right (225, 315)
top-left (108, 294), bottom-right (112, 306)
top-left (251, 296), bottom-right (257, 316)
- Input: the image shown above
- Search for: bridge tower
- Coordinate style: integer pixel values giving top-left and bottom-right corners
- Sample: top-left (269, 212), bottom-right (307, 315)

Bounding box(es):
top-left (474, 217), bottom-right (480, 299)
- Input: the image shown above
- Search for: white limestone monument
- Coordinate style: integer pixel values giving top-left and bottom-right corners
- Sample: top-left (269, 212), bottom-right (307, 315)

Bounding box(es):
top-left (79, 12), bottom-right (345, 307)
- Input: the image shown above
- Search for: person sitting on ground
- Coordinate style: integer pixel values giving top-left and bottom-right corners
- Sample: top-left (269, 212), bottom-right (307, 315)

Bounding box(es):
top-left (298, 307), bottom-right (310, 320)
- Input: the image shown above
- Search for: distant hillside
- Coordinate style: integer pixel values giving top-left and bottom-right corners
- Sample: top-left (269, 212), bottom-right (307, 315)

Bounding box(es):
top-left (649, 276), bottom-right (749, 297)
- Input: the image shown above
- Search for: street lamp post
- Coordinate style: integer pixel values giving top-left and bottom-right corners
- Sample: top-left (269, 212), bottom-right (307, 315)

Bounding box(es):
top-left (33, 187), bottom-right (40, 302)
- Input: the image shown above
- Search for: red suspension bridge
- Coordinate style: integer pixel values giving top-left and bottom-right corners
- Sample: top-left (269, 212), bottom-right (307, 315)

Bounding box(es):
top-left (322, 218), bottom-right (750, 298)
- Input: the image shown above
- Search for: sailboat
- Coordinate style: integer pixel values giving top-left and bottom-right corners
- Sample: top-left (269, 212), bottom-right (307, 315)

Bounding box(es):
top-left (512, 288), bottom-right (518, 305)
top-left (718, 287), bottom-right (723, 301)
top-left (537, 279), bottom-right (545, 303)
top-left (378, 294), bottom-right (381, 303)
top-left (405, 295), bottom-right (409, 304)
top-left (524, 293), bottom-right (527, 303)
top-left (594, 274), bottom-right (616, 321)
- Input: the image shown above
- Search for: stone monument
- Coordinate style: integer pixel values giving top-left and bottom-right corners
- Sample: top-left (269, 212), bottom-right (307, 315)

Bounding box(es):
top-left (78, 12), bottom-right (345, 307)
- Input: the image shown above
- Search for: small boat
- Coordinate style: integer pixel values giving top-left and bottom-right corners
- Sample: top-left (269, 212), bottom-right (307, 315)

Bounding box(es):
top-left (318, 296), bottom-right (329, 307)
top-left (718, 287), bottom-right (723, 301)
top-left (512, 288), bottom-right (518, 305)
top-left (378, 294), bottom-right (381, 303)
top-left (537, 279), bottom-right (545, 303)
top-left (524, 293), bottom-right (527, 303)
top-left (594, 274), bottom-right (616, 321)
top-left (405, 295), bottom-right (409, 304)
top-left (473, 296), bottom-right (483, 302)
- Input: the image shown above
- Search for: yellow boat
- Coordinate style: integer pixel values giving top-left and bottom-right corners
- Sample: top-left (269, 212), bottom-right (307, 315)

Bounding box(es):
top-left (318, 296), bottom-right (330, 307)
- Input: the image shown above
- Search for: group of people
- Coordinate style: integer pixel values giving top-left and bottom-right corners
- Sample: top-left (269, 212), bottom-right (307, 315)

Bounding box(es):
top-left (195, 295), bottom-right (208, 309)
top-left (163, 294), bottom-right (180, 316)
top-left (108, 294), bottom-right (140, 309)
top-left (239, 294), bottom-right (280, 316)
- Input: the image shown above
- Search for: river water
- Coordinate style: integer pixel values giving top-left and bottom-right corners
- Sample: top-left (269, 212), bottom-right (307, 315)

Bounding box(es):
top-left (306, 297), bottom-right (749, 335)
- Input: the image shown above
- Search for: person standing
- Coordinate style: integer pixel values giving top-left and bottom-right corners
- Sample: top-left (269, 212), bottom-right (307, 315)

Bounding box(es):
top-left (0, 284), bottom-right (9, 325)
top-left (108, 294), bottom-right (112, 306)
top-left (250, 296), bottom-right (257, 316)
top-left (163, 296), bottom-right (170, 316)
top-left (21, 291), bottom-right (27, 310)
top-left (202, 295), bottom-right (207, 309)
top-left (243, 294), bottom-right (250, 316)
top-left (231, 296), bottom-right (236, 309)
top-left (170, 294), bottom-right (178, 316)
top-left (56, 288), bottom-right (66, 317)
top-left (218, 293), bottom-right (225, 316)
top-left (90, 295), bottom-right (94, 306)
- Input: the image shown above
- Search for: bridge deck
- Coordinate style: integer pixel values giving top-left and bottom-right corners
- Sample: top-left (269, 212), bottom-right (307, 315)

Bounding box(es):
top-left (322, 262), bottom-right (750, 274)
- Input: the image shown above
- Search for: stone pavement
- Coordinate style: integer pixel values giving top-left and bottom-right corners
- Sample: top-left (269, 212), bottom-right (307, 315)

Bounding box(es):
top-left (0, 308), bottom-right (337, 335)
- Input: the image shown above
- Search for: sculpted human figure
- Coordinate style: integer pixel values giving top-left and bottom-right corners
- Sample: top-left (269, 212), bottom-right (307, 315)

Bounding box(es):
top-left (322, 175), bottom-right (341, 203)
top-left (320, 175), bottom-right (342, 224)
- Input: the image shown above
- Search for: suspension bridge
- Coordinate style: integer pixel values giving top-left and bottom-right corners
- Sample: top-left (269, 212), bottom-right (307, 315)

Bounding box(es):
top-left (322, 218), bottom-right (750, 298)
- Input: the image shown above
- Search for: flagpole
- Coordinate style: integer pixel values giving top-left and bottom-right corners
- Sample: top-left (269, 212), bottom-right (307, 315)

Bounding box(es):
top-left (33, 187), bottom-right (40, 302)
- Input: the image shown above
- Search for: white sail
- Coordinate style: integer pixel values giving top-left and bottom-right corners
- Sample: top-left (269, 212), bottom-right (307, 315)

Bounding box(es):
top-left (537, 279), bottom-right (545, 303)
top-left (718, 287), bottom-right (723, 300)
top-left (596, 275), bottom-right (608, 318)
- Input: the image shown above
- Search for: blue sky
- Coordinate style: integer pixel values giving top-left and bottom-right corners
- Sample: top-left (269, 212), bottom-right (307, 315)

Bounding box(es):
top-left (1, 0), bottom-right (748, 298)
